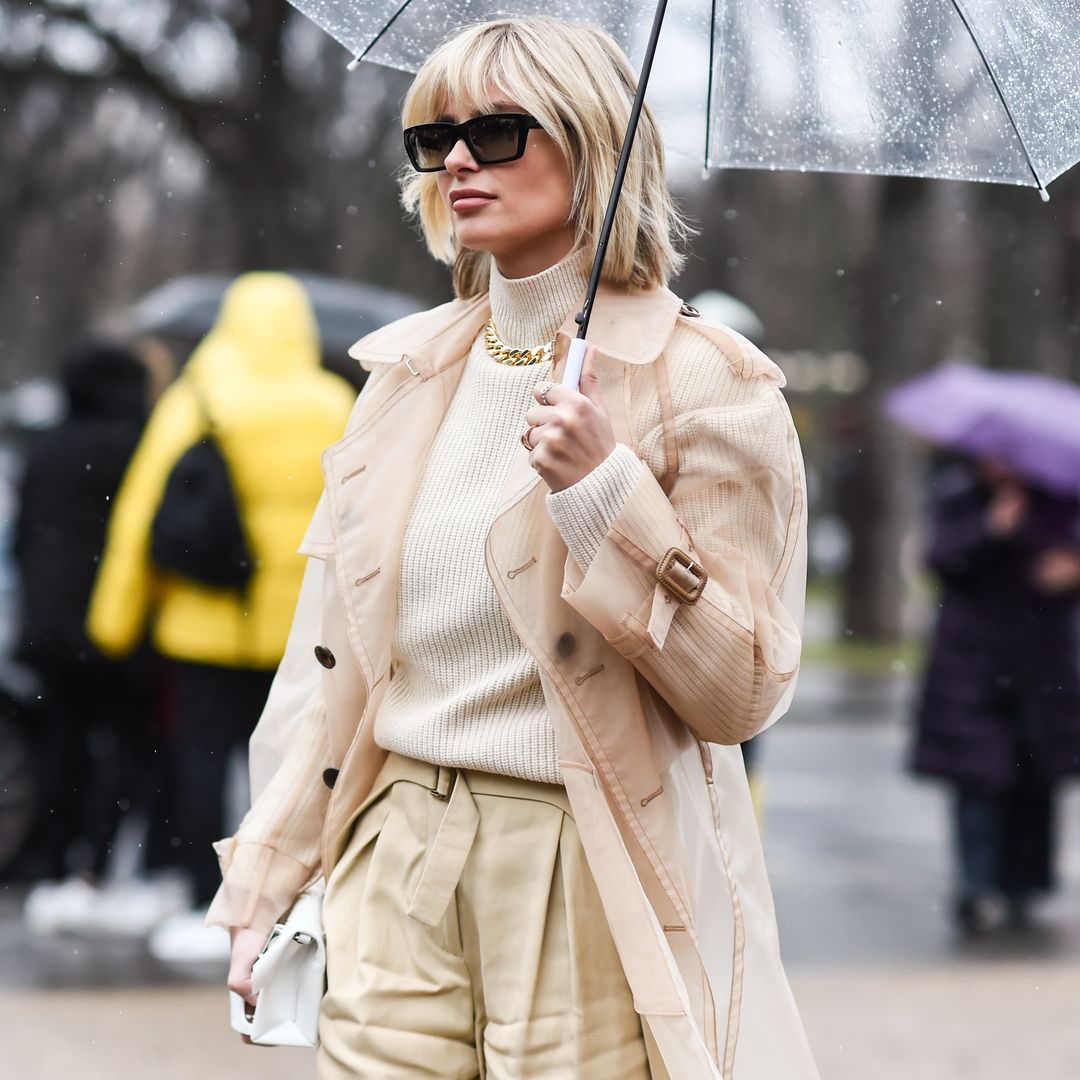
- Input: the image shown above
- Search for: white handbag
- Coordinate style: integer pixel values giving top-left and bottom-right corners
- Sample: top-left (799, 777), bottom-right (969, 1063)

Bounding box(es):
top-left (229, 882), bottom-right (326, 1047)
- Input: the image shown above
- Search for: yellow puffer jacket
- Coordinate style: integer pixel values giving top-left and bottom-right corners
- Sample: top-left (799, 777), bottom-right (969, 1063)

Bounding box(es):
top-left (88, 273), bottom-right (356, 669)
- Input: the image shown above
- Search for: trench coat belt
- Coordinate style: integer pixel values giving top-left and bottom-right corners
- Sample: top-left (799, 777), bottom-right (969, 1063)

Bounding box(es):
top-left (359, 754), bottom-right (571, 930)
top-left (406, 764), bottom-right (481, 928)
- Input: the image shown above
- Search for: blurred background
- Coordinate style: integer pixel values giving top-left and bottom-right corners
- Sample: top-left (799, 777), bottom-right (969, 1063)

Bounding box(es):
top-left (1, 2), bottom-right (1078, 1078)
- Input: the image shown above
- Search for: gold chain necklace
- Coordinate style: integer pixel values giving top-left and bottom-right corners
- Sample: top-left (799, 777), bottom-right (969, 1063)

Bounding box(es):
top-left (483, 317), bottom-right (555, 367)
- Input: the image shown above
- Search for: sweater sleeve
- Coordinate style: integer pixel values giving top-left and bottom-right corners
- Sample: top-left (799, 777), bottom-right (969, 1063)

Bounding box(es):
top-left (546, 443), bottom-right (647, 571)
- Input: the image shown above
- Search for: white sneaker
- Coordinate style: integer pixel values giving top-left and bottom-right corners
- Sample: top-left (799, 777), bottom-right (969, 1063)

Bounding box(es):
top-left (23, 877), bottom-right (99, 936)
top-left (148, 908), bottom-right (231, 964)
top-left (87, 875), bottom-right (193, 938)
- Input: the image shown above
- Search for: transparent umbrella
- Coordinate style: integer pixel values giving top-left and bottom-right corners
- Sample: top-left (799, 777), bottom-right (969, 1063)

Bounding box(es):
top-left (290, 0), bottom-right (1080, 194)
top-left (286, 1), bottom-right (1080, 383)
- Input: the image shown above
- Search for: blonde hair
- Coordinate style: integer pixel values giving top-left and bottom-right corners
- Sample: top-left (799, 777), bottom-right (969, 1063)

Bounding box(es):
top-left (400, 17), bottom-right (688, 299)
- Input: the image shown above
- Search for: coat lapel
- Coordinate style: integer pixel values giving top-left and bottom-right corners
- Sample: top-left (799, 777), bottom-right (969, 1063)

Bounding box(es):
top-left (321, 297), bottom-right (489, 686)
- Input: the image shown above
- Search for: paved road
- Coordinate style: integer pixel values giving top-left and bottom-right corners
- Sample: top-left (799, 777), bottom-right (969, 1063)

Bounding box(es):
top-left (3, 664), bottom-right (1078, 1078)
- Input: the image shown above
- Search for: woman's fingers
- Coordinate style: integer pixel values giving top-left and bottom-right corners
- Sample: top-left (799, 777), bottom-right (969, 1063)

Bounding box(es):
top-left (525, 350), bottom-right (613, 491)
top-left (229, 925), bottom-right (269, 1047)
top-left (229, 925), bottom-right (267, 1006)
top-left (524, 404), bottom-right (561, 428)
top-left (532, 380), bottom-right (577, 407)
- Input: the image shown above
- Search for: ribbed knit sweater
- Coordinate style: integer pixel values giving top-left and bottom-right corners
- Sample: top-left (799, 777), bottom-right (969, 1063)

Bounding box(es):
top-left (373, 252), bottom-right (645, 783)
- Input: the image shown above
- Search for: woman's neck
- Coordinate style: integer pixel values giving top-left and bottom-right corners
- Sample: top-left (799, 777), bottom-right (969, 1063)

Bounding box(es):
top-left (488, 248), bottom-right (588, 349)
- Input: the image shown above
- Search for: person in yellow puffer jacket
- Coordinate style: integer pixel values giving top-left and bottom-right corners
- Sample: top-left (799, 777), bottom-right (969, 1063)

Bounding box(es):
top-left (87, 273), bottom-right (355, 936)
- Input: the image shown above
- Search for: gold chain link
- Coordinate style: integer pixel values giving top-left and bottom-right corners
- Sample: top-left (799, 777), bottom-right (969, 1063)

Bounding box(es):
top-left (483, 318), bottom-right (555, 367)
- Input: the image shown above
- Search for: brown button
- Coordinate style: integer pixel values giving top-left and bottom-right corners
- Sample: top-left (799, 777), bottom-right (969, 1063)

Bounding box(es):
top-left (322, 767), bottom-right (339, 790)
top-left (556, 632), bottom-right (576, 658)
top-left (314, 645), bottom-right (336, 669)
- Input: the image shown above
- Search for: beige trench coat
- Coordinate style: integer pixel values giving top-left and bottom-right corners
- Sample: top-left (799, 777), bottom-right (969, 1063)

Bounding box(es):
top-left (208, 281), bottom-right (818, 1080)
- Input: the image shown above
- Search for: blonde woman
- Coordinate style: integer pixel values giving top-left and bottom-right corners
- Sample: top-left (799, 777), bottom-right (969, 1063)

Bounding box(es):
top-left (211, 17), bottom-right (817, 1080)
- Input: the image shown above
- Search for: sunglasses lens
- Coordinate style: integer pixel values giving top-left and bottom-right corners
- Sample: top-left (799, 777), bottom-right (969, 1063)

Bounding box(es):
top-left (405, 115), bottom-right (534, 171)
top-left (468, 116), bottom-right (526, 163)
top-left (406, 126), bottom-right (455, 170)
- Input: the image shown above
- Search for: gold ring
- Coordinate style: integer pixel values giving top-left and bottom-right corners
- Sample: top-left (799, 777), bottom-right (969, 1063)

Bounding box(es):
top-left (538, 382), bottom-right (552, 407)
top-left (520, 427), bottom-right (535, 451)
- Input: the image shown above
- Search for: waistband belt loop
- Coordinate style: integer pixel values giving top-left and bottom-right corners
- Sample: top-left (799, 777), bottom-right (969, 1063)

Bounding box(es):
top-left (430, 765), bottom-right (454, 801)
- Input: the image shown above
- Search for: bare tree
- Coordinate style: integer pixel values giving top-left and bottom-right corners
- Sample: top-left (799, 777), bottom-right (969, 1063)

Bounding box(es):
top-left (0, 0), bottom-right (449, 382)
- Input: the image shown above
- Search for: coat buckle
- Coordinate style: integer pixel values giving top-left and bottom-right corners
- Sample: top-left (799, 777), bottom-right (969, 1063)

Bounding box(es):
top-left (656, 547), bottom-right (707, 604)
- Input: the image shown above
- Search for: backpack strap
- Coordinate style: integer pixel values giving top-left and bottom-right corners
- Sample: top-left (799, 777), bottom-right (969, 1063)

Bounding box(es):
top-left (653, 351), bottom-right (679, 497)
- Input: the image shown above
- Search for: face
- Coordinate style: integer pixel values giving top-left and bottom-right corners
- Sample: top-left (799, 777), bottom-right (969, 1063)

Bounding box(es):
top-left (434, 91), bottom-right (576, 278)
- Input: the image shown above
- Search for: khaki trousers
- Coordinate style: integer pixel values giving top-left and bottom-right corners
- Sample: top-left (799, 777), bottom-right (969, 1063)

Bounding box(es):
top-left (317, 753), bottom-right (650, 1079)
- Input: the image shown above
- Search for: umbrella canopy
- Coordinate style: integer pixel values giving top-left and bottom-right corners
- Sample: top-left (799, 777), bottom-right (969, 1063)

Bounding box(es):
top-left (130, 272), bottom-right (425, 360)
top-left (288, 0), bottom-right (1080, 194)
top-left (884, 363), bottom-right (1080, 497)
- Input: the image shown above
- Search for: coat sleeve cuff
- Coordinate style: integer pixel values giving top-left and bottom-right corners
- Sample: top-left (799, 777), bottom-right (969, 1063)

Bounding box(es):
top-left (203, 838), bottom-right (317, 935)
top-left (561, 464), bottom-right (691, 643)
top-left (546, 444), bottom-right (648, 571)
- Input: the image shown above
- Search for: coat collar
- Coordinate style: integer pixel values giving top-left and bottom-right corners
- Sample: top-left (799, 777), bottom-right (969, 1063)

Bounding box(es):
top-left (347, 282), bottom-right (684, 378)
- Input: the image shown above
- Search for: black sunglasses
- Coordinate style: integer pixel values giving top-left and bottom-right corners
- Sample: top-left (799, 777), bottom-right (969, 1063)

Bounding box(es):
top-left (403, 112), bottom-right (543, 172)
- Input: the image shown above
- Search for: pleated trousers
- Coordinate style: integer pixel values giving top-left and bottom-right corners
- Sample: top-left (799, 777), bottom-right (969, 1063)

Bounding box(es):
top-left (317, 752), bottom-right (651, 1079)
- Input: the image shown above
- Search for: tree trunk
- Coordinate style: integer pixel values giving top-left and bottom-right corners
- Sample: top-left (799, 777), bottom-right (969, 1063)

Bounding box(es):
top-left (841, 177), bottom-right (937, 643)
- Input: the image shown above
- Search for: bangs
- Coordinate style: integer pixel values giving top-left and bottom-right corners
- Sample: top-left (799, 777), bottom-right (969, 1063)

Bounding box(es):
top-left (402, 24), bottom-right (568, 136)
top-left (399, 17), bottom-right (688, 298)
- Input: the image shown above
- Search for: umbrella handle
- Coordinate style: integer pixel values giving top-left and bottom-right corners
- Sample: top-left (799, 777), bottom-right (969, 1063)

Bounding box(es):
top-left (561, 337), bottom-right (589, 392)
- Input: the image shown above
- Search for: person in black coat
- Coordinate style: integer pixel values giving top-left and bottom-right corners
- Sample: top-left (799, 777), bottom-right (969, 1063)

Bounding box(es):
top-left (912, 456), bottom-right (1080, 934)
top-left (13, 343), bottom-right (167, 883)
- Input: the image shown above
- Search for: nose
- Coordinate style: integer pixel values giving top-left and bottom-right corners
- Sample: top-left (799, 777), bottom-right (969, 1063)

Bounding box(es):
top-left (444, 136), bottom-right (478, 175)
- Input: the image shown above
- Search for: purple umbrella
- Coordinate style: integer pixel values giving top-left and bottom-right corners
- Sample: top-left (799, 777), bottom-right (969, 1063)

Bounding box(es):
top-left (884, 363), bottom-right (1080, 497)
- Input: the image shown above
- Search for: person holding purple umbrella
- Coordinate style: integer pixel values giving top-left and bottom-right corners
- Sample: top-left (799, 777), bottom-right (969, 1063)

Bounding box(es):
top-left (911, 453), bottom-right (1080, 935)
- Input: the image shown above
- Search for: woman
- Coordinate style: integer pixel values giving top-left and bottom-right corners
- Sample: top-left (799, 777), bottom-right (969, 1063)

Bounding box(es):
top-left (912, 456), bottom-right (1080, 935)
top-left (15, 344), bottom-right (159, 898)
top-left (211, 18), bottom-right (816, 1079)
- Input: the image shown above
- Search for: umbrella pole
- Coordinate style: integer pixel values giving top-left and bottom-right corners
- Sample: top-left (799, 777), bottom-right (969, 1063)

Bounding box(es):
top-left (563, 0), bottom-right (670, 388)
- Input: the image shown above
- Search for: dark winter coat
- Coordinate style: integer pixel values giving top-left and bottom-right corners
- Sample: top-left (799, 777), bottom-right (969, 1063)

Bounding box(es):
top-left (911, 462), bottom-right (1080, 793)
top-left (13, 344), bottom-right (149, 672)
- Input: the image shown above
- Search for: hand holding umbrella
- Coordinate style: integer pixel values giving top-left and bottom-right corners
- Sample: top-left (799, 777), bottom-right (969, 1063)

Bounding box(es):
top-left (986, 482), bottom-right (1028, 536)
top-left (523, 348), bottom-right (616, 491)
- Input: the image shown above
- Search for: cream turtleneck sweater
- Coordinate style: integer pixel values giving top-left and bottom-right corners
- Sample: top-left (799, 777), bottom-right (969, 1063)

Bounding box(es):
top-left (373, 252), bottom-right (644, 783)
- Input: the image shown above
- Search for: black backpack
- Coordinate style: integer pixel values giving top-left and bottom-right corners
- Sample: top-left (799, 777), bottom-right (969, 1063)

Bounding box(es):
top-left (150, 382), bottom-right (254, 589)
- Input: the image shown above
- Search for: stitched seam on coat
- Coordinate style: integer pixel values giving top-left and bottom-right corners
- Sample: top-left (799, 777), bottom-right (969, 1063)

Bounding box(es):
top-left (351, 296), bottom-right (488, 368)
top-left (484, 510), bottom-right (693, 928)
top-left (769, 385), bottom-right (804, 591)
top-left (699, 740), bottom-right (746, 1074)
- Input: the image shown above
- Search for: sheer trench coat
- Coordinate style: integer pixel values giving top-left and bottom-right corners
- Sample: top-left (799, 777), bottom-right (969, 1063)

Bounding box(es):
top-left (207, 282), bottom-right (818, 1080)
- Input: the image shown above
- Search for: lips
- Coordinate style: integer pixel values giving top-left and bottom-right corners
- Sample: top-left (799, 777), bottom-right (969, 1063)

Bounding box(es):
top-left (450, 189), bottom-right (496, 211)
